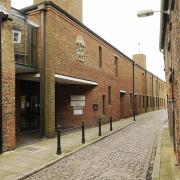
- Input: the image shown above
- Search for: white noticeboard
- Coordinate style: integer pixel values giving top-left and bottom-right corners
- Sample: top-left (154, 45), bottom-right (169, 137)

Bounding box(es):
top-left (71, 95), bottom-right (85, 115)
top-left (70, 95), bottom-right (85, 107)
top-left (74, 109), bottom-right (83, 115)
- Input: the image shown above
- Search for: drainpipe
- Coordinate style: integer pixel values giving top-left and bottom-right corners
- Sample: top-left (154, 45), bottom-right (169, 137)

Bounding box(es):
top-left (0, 14), bottom-right (3, 154)
top-left (133, 62), bottom-right (135, 121)
top-left (145, 70), bottom-right (147, 112)
top-left (157, 79), bottom-right (159, 110)
top-left (171, 68), bottom-right (175, 152)
top-left (38, 4), bottom-right (46, 137)
top-left (152, 75), bottom-right (154, 111)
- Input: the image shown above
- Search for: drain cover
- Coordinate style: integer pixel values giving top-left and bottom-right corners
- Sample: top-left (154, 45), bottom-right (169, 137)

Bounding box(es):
top-left (23, 146), bottom-right (39, 152)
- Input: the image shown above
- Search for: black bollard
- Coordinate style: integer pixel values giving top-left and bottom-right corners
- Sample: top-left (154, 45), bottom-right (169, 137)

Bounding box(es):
top-left (110, 115), bottom-right (113, 131)
top-left (98, 118), bottom-right (102, 136)
top-left (81, 122), bottom-right (85, 144)
top-left (56, 124), bottom-right (62, 155)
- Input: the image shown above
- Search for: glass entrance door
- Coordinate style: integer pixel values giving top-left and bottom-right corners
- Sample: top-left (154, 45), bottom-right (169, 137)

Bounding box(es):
top-left (20, 95), bottom-right (40, 132)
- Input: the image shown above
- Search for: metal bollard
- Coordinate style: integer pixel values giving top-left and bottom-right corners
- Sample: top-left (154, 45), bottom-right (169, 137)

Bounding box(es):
top-left (56, 124), bottom-right (62, 155)
top-left (110, 115), bottom-right (113, 131)
top-left (81, 122), bottom-right (85, 144)
top-left (98, 118), bottom-right (102, 136)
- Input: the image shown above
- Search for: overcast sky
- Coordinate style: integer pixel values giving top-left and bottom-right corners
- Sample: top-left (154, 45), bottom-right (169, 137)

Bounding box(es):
top-left (12, 0), bottom-right (165, 80)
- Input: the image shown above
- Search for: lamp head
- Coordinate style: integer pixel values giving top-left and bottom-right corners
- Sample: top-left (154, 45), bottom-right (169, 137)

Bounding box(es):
top-left (137, 10), bottom-right (154, 17)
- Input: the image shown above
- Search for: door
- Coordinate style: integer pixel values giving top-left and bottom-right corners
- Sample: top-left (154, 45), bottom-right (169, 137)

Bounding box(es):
top-left (20, 95), bottom-right (40, 132)
top-left (102, 95), bottom-right (106, 115)
top-left (120, 93), bottom-right (126, 118)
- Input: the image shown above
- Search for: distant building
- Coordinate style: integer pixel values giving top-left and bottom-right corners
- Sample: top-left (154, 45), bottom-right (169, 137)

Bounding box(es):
top-left (0, 0), bottom-right (166, 153)
top-left (160, 0), bottom-right (180, 163)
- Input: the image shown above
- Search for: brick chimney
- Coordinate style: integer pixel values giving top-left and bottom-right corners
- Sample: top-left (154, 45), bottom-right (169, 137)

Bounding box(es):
top-left (34, 0), bottom-right (83, 22)
top-left (132, 54), bottom-right (147, 69)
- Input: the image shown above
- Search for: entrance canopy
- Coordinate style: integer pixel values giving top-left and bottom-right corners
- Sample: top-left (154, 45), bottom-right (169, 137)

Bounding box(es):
top-left (16, 73), bottom-right (98, 86)
top-left (120, 90), bottom-right (127, 94)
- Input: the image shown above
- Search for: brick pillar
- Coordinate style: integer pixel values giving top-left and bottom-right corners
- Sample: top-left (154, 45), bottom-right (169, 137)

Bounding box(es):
top-left (45, 73), bottom-right (55, 137)
top-left (0, 0), bottom-right (16, 151)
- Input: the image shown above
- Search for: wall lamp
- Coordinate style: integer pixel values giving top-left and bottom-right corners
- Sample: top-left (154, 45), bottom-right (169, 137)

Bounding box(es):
top-left (137, 9), bottom-right (169, 17)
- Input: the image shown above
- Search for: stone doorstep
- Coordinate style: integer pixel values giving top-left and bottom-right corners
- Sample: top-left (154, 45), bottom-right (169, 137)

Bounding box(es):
top-left (17, 121), bottom-right (135, 180)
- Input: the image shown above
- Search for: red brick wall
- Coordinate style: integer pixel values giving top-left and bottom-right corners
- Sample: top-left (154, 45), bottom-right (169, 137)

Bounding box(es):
top-left (25, 5), bottom-right (166, 132)
top-left (1, 0), bottom-right (16, 151)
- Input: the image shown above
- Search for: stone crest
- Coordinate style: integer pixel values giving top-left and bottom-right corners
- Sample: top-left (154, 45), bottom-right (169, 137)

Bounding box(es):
top-left (76, 36), bottom-right (85, 62)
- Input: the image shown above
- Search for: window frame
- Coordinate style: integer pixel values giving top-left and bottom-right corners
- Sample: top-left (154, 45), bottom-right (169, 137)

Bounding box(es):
top-left (12, 30), bottom-right (22, 44)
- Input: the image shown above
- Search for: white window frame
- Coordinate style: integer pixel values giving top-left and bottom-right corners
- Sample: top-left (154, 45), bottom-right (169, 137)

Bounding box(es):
top-left (12, 30), bottom-right (21, 43)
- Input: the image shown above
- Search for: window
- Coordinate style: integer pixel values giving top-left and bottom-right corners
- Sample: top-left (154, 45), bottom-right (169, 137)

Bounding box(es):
top-left (129, 93), bottom-right (133, 110)
top-left (139, 95), bottom-right (141, 108)
top-left (99, 46), bottom-right (102, 67)
top-left (156, 97), bottom-right (158, 107)
top-left (143, 95), bottom-right (145, 108)
top-left (108, 86), bottom-right (111, 105)
top-left (12, 30), bottom-right (21, 43)
top-left (168, 41), bottom-right (171, 51)
top-left (147, 96), bottom-right (149, 108)
top-left (114, 56), bottom-right (118, 77)
top-left (102, 95), bottom-right (106, 115)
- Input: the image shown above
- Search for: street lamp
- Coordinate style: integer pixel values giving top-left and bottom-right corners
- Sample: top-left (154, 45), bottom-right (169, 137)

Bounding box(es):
top-left (137, 9), bottom-right (169, 17)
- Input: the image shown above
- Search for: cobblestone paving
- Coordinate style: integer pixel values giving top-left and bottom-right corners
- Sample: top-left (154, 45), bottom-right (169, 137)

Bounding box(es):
top-left (26, 110), bottom-right (167, 180)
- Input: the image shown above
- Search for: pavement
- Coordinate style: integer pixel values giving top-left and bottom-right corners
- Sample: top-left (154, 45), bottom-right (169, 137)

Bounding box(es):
top-left (152, 124), bottom-right (180, 180)
top-left (0, 110), bottom-right (179, 180)
top-left (0, 114), bottom-right (137, 180)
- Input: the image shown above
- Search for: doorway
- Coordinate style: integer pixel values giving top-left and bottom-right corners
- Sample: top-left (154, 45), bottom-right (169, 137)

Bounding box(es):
top-left (20, 95), bottom-right (40, 132)
top-left (102, 95), bottom-right (106, 115)
top-left (120, 92), bottom-right (126, 118)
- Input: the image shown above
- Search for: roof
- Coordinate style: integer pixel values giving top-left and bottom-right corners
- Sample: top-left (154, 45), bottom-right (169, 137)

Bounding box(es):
top-left (20, 1), bottom-right (134, 63)
top-left (19, 1), bottom-right (165, 82)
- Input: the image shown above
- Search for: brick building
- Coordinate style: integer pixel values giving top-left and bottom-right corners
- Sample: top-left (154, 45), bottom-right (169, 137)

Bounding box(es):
top-left (160, 0), bottom-right (180, 163)
top-left (0, 0), bottom-right (166, 153)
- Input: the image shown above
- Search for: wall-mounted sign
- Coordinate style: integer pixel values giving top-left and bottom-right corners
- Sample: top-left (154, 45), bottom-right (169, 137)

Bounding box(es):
top-left (71, 95), bottom-right (85, 115)
top-left (76, 36), bottom-right (85, 62)
top-left (74, 109), bottom-right (83, 115)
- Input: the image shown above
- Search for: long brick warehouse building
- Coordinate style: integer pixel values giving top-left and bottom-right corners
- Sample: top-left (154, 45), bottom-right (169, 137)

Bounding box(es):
top-left (0, 0), bottom-right (166, 153)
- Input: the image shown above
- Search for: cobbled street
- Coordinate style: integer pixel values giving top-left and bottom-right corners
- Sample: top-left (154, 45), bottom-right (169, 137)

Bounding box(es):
top-left (26, 110), bottom-right (167, 180)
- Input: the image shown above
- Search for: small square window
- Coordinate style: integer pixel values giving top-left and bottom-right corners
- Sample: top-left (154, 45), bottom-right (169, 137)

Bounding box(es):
top-left (12, 30), bottom-right (21, 43)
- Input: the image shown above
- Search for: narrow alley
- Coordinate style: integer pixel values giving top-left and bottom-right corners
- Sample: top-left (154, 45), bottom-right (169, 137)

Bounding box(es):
top-left (26, 110), bottom-right (167, 180)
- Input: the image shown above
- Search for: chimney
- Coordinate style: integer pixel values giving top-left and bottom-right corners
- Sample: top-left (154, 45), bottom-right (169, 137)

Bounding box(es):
top-left (34, 0), bottom-right (83, 22)
top-left (132, 54), bottom-right (147, 69)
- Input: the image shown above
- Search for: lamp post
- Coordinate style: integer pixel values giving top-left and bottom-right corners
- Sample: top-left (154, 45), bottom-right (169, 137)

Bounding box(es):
top-left (137, 9), bottom-right (169, 17)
